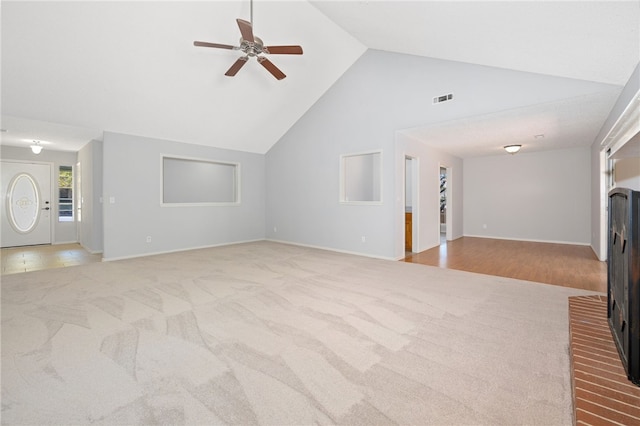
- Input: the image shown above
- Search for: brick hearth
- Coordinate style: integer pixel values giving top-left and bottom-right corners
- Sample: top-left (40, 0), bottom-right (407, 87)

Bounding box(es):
top-left (568, 295), bottom-right (640, 425)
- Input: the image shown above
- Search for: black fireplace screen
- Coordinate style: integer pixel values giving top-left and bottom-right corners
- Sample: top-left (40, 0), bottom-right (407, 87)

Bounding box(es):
top-left (607, 187), bottom-right (640, 386)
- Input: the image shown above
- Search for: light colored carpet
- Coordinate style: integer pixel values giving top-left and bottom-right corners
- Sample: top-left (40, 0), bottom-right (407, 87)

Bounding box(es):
top-left (1, 241), bottom-right (596, 425)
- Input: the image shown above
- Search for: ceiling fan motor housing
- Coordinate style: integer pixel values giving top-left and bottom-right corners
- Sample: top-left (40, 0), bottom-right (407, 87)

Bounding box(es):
top-left (240, 36), bottom-right (264, 57)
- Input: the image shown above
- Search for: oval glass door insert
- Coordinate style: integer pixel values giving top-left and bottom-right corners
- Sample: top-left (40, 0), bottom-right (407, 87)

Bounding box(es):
top-left (7, 173), bottom-right (41, 233)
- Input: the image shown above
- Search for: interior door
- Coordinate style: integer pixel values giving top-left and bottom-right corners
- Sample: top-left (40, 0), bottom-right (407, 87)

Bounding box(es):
top-left (1, 161), bottom-right (52, 247)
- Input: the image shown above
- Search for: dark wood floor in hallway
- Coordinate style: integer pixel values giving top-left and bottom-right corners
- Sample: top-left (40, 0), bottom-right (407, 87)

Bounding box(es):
top-left (403, 237), bottom-right (607, 293)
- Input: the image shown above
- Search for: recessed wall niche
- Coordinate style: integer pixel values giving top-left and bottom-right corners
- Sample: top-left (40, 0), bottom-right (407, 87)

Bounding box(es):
top-left (340, 150), bottom-right (382, 204)
top-left (162, 156), bottom-right (239, 205)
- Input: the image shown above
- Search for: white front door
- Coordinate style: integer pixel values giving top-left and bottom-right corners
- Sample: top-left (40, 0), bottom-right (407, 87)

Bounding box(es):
top-left (1, 161), bottom-right (52, 248)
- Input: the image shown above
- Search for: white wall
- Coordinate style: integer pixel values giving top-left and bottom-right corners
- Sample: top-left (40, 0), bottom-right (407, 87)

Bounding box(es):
top-left (0, 145), bottom-right (78, 244)
top-left (77, 140), bottom-right (103, 254)
top-left (464, 146), bottom-right (591, 245)
top-left (102, 132), bottom-right (265, 260)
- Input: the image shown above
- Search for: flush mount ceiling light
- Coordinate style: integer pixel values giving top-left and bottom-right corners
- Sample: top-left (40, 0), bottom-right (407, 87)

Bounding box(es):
top-left (31, 141), bottom-right (43, 154)
top-left (504, 144), bottom-right (521, 154)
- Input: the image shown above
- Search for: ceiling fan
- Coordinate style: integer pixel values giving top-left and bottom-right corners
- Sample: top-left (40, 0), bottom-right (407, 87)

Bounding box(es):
top-left (193, 2), bottom-right (303, 80)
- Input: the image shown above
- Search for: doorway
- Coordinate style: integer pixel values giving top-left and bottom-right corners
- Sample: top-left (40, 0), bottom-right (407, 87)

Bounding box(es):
top-left (405, 156), bottom-right (418, 252)
top-left (439, 166), bottom-right (452, 244)
top-left (1, 161), bottom-right (52, 248)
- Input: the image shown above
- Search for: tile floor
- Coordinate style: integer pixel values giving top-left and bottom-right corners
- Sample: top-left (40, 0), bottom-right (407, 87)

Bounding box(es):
top-left (0, 243), bottom-right (102, 275)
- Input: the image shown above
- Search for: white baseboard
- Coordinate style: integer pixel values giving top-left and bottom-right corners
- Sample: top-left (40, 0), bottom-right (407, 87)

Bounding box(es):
top-left (266, 238), bottom-right (398, 261)
top-left (79, 243), bottom-right (103, 255)
top-left (102, 238), bottom-right (264, 262)
top-left (53, 240), bottom-right (79, 245)
top-left (463, 234), bottom-right (591, 246)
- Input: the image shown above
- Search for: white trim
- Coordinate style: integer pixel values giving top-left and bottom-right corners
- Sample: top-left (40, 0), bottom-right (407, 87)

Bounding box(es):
top-left (79, 242), bottom-right (103, 255)
top-left (160, 154), bottom-right (241, 206)
top-left (339, 149), bottom-right (383, 205)
top-left (463, 234), bottom-right (592, 247)
top-left (102, 238), bottom-right (263, 262)
top-left (599, 88), bottom-right (640, 155)
top-left (598, 150), bottom-right (608, 261)
top-left (439, 163), bottom-right (454, 243)
top-left (104, 238), bottom-right (402, 263)
top-left (404, 155), bottom-right (419, 253)
top-left (266, 238), bottom-right (398, 261)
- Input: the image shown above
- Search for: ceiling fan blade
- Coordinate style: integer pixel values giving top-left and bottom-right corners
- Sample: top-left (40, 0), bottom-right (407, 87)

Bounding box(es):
top-left (225, 57), bottom-right (249, 77)
top-left (194, 41), bottom-right (236, 50)
top-left (264, 45), bottom-right (303, 55)
top-left (258, 57), bottom-right (286, 80)
top-left (236, 18), bottom-right (254, 42)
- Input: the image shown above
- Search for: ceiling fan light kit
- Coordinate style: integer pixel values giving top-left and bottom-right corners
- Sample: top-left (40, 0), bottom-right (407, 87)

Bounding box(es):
top-left (194, 8), bottom-right (303, 80)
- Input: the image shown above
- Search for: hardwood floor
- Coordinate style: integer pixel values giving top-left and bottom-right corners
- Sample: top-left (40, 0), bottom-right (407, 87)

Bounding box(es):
top-left (403, 236), bottom-right (607, 293)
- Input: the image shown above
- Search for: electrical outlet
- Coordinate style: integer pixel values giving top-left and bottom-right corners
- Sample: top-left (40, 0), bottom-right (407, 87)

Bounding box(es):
top-left (273, 227), bottom-right (277, 233)
top-left (361, 236), bottom-right (366, 243)
top-left (146, 236), bottom-right (152, 243)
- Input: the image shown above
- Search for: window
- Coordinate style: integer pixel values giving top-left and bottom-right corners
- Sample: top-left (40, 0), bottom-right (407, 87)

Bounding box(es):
top-left (340, 150), bottom-right (382, 204)
top-left (59, 166), bottom-right (73, 221)
top-left (162, 156), bottom-right (239, 205)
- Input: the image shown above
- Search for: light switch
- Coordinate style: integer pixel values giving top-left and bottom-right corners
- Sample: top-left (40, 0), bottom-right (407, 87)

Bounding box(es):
top-left (109, 197), bottom-right (115, 204)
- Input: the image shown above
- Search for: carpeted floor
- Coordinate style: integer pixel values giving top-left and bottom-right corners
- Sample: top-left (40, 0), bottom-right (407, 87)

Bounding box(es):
top-left (1, 241), bottom-right (598, 425)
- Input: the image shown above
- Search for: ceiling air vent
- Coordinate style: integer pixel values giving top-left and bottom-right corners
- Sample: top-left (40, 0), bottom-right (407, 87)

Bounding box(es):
top-left (433, 93), bottom-right (453, 104)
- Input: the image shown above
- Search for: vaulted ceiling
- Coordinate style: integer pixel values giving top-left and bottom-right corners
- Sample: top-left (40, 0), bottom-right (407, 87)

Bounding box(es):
top-left (2, 1), bottom-right (639, 157)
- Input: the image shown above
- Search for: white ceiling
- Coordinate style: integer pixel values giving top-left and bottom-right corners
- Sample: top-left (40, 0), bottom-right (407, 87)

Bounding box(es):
top-left (1, 1), bottom-right (366, 153)
top-left (1, 1), bottom-right (639, 158)
top-left (400, 91), bottom-right (623, 158)
top-left (311, 0), bottom-right (639, 86)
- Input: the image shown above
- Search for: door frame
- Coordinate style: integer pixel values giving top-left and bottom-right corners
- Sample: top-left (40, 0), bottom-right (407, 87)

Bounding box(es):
top-left (405, 156), bottom-right (419, 252)
top-left (1, 159), bottom-right (55, 247)
top-left (76, 160), bottom-right (82, 243)
top-left (439, 163), bottom-right (453, 242)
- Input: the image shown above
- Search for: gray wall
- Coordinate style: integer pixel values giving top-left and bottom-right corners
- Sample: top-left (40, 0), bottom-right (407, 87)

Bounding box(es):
top-left (464, 146), bottom-right (591, 244)
top-left (102, 132), bottom-right (265, 260)
top-left (265, 49), bottom-right (612, 259)
top-left (77, 140), bottom-right (103, 253)
top-left (0, 145), bottom-right (78, 244)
